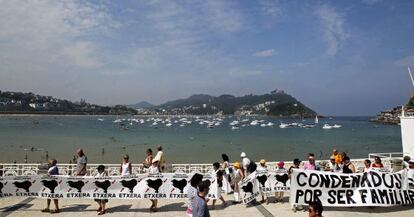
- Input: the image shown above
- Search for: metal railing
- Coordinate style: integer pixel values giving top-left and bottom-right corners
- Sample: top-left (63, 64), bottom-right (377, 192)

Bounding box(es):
top-left (0, 157), bottom-right (391, 177)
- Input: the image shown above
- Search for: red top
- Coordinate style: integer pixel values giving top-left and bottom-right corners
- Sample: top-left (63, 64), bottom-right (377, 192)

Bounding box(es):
top-left (371, 163), bottom-right (384, 168)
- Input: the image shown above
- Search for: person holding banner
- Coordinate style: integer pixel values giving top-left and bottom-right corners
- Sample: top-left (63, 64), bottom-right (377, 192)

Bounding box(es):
top-left (342, 156), bottom-right (356, 173)
top-left (120, 154), bottom-right (132, 176)
top-left (41, 159), bottom-right (60, 214)
top-left (148, 159), bottom-right (160, 212)
top-left (275, 161), bottom-right (287, 203)
top-left (371, 156), bottom-right (384, 168)
top-left (304, 153), bottom-right (318, 171)
top-left (94, 165), bottom-right (108, 215)
top-left (256, 159), bottom-right (269, 204)
top-left (363, 159), bottom-right (371, 172)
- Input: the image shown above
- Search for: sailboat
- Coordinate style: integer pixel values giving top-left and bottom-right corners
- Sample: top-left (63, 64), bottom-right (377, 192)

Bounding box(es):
top-left (314, 115), bottom-right (319, 124)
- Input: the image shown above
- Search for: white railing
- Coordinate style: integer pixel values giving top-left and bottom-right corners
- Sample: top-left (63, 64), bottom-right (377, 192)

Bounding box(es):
top-left (0, 158), bottom-right (391, 177)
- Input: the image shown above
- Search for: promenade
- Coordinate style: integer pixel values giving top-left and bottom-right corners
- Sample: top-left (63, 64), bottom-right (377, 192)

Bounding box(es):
top-left (1, 193), bottom-right (413, 217)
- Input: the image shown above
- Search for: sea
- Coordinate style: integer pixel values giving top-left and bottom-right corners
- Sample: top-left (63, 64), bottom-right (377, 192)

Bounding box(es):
top-left (0, 115), bottom-right (402, 164)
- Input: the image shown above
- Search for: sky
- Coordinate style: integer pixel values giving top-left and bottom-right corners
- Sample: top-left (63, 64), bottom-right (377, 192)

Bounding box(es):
top-left (0, 0), bottom-right (414, 116)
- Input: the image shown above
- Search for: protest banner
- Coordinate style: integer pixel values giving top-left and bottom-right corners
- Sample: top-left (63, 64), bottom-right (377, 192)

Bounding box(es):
top-left (0, 173), bottom-right (217, 200)
top-left (290, 169), bottom-right (414, 207)
top-left (239, 172), bottom-right (260, 204)
top-left (255, 171), bottom-right (290, 194)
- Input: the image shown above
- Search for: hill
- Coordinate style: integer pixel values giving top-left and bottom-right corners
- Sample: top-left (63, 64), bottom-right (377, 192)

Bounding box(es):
top-left (127, 101), bottom-right (155, 109)
top-left (155, 89), bottom-right (316, 117)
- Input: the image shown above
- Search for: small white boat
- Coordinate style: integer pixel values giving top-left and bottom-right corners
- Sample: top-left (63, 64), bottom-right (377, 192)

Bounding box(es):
top-left (315, 115), bottom-right (319, 124)
top-left (165, 123), bottom-right (172, 127)
top-left (279, 123), bottom-right (289, 128)
top-left (333, 124), bottom-right (342, 128)
top-left (250, 121), bottom-right (258, 126)
top-left (260, 123), bottom-right (267, 127)
top-left (267, 122), bottom-right (274, 126)
top-left (113, 119), bottom-right (122, 123)
top-left (231, 126), bottom-right (240, 130)
top-left (97, 118), bottom-right (105, 121)
top-left (322, 124), bottom-right (333, 129)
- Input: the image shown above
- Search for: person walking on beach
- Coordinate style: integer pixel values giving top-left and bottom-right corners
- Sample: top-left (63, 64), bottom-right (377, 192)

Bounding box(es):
top-left (304, 153), bottom-right (318, 170)
top-left (41, 159), bottom-right (60, 214)
top-left (231, 162), bottom-right (243, 204)
top-left (95, 165), bottom-right (108, 215)
top-left (192, 180), bottom-right (211, 217)
top-left (120, 154), bottom-right (132, 176)
top-left (256, 159), bottom-right (269, 204)
top-left (74, 149), bottom-right (87, 176)
top-left (211, 162), bottom-right (226, 209)
top-left (342, 156), bottom-right (356, 173)
top-left (154, 145), bottom-right (165, 172)
top-left (143, 148), bottom-right (153, 169)
top-left (186, 173), bottom-right (203, 217)
top-left (148, 159), bottom-right (160, 212)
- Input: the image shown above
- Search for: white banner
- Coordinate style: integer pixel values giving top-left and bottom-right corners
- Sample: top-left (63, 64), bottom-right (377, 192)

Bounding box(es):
top-left (290, 169), bottom-right (414, 207)
top-left (239, 172), bottom-right (260, 204)
top-left (256, 171), bottom-right (290, 193)
top-left (0, 173), bottom-right (218, 200)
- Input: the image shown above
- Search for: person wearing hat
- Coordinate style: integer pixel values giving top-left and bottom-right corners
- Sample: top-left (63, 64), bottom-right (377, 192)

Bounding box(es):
top-left (256, 159), bottom-right (269, 204)
top-left (327, 156), bottom-right (341, 173)
top-left (231, 162), bottom-right (243, 204)
top-left (95, 165), bottom-right (108, 215)
top-left (240, 152), bottom-right (251, 177)
top-left (275, 161), bottom-right (287, 203)
top-left (148, 159), bottom-right (160, 212)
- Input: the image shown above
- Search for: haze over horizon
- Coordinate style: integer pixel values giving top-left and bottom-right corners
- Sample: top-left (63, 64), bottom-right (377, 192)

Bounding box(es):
top-left (1, 0), bottom-right (414, 116)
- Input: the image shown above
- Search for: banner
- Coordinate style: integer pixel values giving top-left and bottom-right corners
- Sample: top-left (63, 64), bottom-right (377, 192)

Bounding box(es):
top-left (239, 172), bottom-right (260, 204)
top-left (0, 173), bottom-right (218, 200)
top-left (290, 169), bottom-right (414, 207)
top-left (256, 171), bottom-right (290, 193)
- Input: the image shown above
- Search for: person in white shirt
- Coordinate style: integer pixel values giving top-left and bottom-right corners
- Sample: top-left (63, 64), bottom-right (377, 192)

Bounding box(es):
top-left (186, 173), bottom-right (203, 217)
top-left (153, 145), bottom-right (165, 172)
top-left (120, 154), bottom-right (132, 176)
top-left (240, 152), bottom-right (251, 177)
top-left (94, 165), bottom-right (108, 215)
top-left (256, 159), bottom-right (269, 204)
top-left (211, 162), bottom-right (226, 209)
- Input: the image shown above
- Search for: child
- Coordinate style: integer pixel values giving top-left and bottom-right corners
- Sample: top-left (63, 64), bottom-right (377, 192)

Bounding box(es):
top-left (95, 165), bottom-right (108, 215)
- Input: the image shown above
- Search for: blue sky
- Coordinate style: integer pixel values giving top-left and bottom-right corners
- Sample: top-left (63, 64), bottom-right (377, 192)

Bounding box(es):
top-left (0, 0), bottom-right (414, 115)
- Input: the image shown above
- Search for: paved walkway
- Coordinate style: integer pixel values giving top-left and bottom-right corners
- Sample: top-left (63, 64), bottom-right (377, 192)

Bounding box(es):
top-left (1, 193), bottom-right (413, 217)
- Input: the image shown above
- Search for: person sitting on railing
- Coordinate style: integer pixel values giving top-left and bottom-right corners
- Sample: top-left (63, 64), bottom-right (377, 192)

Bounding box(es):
top-left (74, 149), bottom-right (87, 176)
top-left (120, 154), bottom-right (132, 176)
top-left (41, 159), bottom-right (60, 214)
top-left (371, 156), bottom-right (384, 168)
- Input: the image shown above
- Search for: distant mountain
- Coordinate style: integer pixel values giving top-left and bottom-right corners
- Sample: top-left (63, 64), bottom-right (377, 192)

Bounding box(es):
top-left (127, 101), bottom-right (155, 109)
top-left (0, 90), bottom-right (137, 115)
top-left (156, 89), bottom-right (316, 117)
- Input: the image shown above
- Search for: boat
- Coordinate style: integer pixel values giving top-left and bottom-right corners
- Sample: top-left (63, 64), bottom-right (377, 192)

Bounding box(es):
top-left (315, 116), bottom-right (319, 124)
top-left (279, 123), bottom-right (289, 128)
top-left (332, 124), bottom-right (342, 128)
top-left (97, 118), bottom-right (105, 121)
top-left (322, 124), bottom-right (333, 129)
top-left (231, 126), bottom-right (240, 130)
top-left (165, 123), bottom-right (172, 127)
top-left (260, 123), bottom-right (267, 127)
top-left (267, 122), bottom-right (274, 126)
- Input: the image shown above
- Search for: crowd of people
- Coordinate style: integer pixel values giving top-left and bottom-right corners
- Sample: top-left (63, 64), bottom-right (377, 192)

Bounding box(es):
top-left (38, 146), bottom-right (414, 217)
